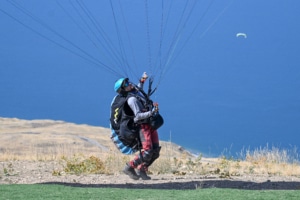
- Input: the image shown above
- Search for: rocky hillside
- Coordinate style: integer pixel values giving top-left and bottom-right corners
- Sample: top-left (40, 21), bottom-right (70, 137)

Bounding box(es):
top-left (0, 117), bottom-right (192, 161)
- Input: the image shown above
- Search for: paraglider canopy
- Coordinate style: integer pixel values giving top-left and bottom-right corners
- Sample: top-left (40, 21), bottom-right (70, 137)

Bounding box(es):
top-left (236, 32), bottom-right (247, 38)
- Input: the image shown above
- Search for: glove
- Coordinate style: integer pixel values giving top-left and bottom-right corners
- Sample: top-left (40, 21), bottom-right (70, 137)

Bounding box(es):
top-left (140, 72), bottom-right (148, 83)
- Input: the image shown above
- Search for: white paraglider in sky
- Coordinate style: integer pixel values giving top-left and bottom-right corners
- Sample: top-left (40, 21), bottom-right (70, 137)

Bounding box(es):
top-left (236, 33), bottom-right (247, 38)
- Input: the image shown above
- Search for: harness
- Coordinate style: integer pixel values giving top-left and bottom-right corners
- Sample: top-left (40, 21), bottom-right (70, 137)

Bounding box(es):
top-left (110, 78), bottom-right (163, 154)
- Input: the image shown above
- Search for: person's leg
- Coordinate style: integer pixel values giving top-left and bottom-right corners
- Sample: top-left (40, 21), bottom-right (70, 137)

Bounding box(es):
top-left (139, 129), bottom-right (160, 169)
top-left (128, 124), bottom-right (152, 169)
top-left (125, 124), bottom-right (153, 180)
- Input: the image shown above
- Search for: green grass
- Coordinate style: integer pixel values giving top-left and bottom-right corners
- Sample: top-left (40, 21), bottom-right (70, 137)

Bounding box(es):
top-left (1, 184), bottom-right (300, 200)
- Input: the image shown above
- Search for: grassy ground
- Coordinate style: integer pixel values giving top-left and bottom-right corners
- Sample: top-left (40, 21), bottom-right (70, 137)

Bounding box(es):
top-left (1, 184), bottom-right (300, 200)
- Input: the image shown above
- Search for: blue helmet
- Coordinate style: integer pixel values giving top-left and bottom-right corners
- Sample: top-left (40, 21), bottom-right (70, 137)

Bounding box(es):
top-left (114, 78), bottom-right (128, 92)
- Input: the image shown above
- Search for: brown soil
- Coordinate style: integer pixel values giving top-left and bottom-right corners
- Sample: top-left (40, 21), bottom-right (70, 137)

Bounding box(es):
top-left (1, 161), bottom-right (300, 190)
top-left (1, 117), bottom-right (300, 190)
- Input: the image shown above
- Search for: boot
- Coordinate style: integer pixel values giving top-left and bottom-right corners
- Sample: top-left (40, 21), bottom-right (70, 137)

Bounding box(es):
top-left (136, 168), bottom-right (151, 180)
top-left (123, 163), bottom-right (139, 180)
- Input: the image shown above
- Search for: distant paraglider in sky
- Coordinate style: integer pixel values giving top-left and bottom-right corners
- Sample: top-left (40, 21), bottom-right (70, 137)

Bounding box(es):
top-left (236, 33), bottom-right (247, 38)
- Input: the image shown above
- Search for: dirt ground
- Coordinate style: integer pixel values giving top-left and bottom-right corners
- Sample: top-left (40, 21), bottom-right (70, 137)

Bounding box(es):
top-left (1, 161), bottom-right (300, 190)
top-left (1, 118), bottom-right (300, 190)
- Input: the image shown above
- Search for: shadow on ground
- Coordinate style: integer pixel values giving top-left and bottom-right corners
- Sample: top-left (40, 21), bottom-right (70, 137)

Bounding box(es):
top-left (41, 179), bottom-right (300, 190)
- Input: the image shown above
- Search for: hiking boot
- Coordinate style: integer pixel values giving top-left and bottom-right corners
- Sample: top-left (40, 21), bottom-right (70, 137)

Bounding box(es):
top-left (123, 164), bottom-right (139, 180)
top-left (136, 169), bottom-right (151, 180)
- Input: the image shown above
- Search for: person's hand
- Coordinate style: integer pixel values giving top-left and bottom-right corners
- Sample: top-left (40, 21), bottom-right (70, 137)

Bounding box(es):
top-left (140, 72), bottom-right (148, 83)
top-left (152, 102), bottom-right (159, 115)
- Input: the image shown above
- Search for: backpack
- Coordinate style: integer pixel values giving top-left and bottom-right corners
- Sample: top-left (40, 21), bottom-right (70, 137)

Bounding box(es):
top-left (110, 95), bottom-right (127, 130)
top-left (110, 127), bottom-right (138, 155)
top-left (110, 94), bottom-right (140, 151)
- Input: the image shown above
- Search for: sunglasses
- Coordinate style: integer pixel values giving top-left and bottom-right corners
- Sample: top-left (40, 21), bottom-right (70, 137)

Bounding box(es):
top-left (123, 81), bottom-right (129, 87)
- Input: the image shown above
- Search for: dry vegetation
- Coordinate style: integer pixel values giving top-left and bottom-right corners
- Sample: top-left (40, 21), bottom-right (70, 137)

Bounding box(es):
top-left (1, 117), bottom-right (300, 180)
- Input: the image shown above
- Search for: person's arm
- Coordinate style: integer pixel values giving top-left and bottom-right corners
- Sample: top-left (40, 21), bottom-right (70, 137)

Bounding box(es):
top-left (137, 72), bottom-right (148, 89)
top-left (127, 96), bottom-right (152, 122)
